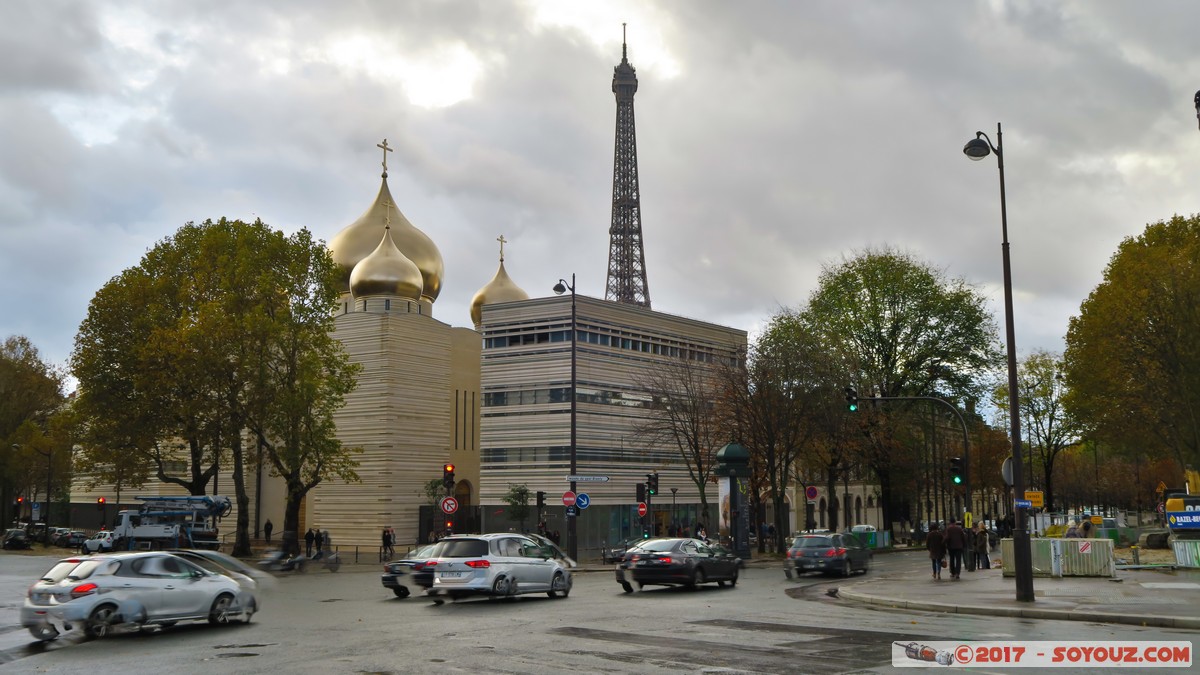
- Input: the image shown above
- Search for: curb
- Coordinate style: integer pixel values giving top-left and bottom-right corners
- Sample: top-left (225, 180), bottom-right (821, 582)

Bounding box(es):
top-left (836, 588), bottom-right (1200, 630)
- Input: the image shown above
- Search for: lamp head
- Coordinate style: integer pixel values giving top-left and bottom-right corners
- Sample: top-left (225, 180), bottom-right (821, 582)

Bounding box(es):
top-left (963, 135), bottom-right (991, 161)
top-left (553, 282), bottom-right (567, 296)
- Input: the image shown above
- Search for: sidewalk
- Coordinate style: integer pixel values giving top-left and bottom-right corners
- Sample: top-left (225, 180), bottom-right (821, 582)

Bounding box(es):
top-left (838, 560), bottom-right (1200, 629)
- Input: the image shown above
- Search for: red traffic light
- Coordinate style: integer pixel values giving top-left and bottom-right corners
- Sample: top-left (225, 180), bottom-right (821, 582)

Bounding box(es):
top-left (16, 496), bottom-right (24, 504)
top-left (443, 463), bottom-right (455, 473)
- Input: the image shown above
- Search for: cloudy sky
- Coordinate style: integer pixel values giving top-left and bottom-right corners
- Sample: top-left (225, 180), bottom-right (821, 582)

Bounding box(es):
top-left (4, 1), bottom-right (1200, 382)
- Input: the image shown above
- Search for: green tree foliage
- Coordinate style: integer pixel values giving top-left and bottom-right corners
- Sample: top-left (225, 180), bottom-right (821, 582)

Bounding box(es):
top-left (0, 336), bottom-right (67, 526)
top-left (991, 350), bottom-right (1080, 511)
top-left (72, 219), bottom-right (360, 555)
top-left (501, 484), bottom-right (532, 531)
top-left (1063, 214), bottom-right (1200, 477)
top-left (801, 248), bottom-right (1002, 529)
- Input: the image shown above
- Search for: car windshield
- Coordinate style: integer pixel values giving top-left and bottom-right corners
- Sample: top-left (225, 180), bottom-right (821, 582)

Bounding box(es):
top-left (629, 540), bottom-right (677, 553)
top-left (199, 551), bottom-right (255, 575)
top-left (178, 555), bottom-right (230, 577)
top-left (66, 560), bottom-right (113, 580)
top-left (796, 537), bottom-right (834, 549)
top-left (436, 539), bottom-right (489, 558)
top-left (40, 560), bottom-right (83, 582)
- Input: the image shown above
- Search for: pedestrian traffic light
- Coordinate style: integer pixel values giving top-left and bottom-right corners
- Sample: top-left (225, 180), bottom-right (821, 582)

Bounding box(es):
top-left (536, 491), bottom-right (545, 509)
top-left (636, 482), bottom-right (645, 504)
top-left (647, 473), bottom-right (658, 496)
top-left (949, 457), bottom-right (964, 485)
top-left (845, 387), bottom-right (859, 412)
top-left (442, 463), bottom-right (455, 490)
top-left (96, 496), bottom-right (106, 510)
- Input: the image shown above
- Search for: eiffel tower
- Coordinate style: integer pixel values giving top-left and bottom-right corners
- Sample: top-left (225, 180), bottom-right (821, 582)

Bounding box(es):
top-left (605, 25), bottom-right (651, 308)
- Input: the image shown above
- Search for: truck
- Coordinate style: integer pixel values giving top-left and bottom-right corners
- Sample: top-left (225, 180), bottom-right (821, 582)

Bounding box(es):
top-left (91, 495), bottom-right (233, 552)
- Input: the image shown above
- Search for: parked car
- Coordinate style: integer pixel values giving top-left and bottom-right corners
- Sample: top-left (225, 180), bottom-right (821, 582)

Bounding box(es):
top-left (21, 551), bottom-right (257, 641)
top-left (81, 531), bottom-right (116, 554)
top-left (56, 531), bottom-right (87, 548)
top-left (3, 528), bottom-right (33, 550)
top-left (381, 543), bottom-right (440, 598)
top-left (426, 533), bottom-right (572, 601)
top-left (615, 537), bottom-right (741, 592)
top-left (602, 538), bottom-right (643, 564)
top-left (785, 533), bottom-right (871, 578)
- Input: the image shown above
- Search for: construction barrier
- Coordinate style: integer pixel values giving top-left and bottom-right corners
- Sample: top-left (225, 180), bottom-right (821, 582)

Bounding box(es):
top-left (1173, 539), bottom-right (1200, 568)
top-left (1000, 537), bottom-right (1115, 577)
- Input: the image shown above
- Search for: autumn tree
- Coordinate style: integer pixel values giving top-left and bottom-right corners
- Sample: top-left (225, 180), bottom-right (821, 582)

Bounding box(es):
top-left (502, 484), bottom-right (532, 531)
top-left (801, 248), bottom-right (1002, 532)
top-left (992, 350), bottom-right (1081, 512)
top-left (0, 336), bottom-right (67, 526)
top-left (1063, 214), bottom-right (1200, 480)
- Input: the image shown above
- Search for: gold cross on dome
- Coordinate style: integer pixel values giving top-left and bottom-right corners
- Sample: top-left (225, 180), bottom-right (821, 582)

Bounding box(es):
top-left (497, 234), bottom-right (507, 261)
top-left (377, 139), bottom-right (393, 172)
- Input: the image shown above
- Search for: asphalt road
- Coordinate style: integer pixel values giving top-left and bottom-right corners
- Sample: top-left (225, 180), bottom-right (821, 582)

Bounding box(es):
top-left (1, 551), bottom-right (1195, 673)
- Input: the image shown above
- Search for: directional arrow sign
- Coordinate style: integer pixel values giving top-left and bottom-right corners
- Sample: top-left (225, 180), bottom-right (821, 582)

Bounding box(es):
top-left (1014, 499), bottom-right (1032, 509)
top-left (565, 475), bottom-right (609, 482)
top-left (576, 493), bottom-right (590, 510)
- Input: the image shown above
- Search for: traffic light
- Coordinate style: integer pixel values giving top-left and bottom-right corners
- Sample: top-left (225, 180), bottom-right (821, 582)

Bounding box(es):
top-left (636, 482), bottom-right (646, 504)
top-left (442, 463), bottom-right (455, 491)
top-left (845, 387), bottom-right (859, 412)
top-left (647, 473), bottom-right (659, 496)
top-left (949, 457), bottom-right (965, 486)
top-left (536, 491), bottom-right (545, 509)
top-left (96, 496), bottom-right (106, 510)
top-left (445, 520), bottom-right (453, 534)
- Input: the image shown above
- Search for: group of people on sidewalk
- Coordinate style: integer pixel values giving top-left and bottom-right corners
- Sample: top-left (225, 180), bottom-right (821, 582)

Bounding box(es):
top-left (926, 519), bottom-right (992, 580)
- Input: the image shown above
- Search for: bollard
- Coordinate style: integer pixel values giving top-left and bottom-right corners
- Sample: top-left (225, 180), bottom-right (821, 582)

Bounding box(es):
top-left (1132, 545), bottom-right (1140, 565)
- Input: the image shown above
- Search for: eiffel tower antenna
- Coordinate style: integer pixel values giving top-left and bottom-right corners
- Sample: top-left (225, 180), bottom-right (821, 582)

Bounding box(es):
top-left (605, 24), bottom-right (651, 308)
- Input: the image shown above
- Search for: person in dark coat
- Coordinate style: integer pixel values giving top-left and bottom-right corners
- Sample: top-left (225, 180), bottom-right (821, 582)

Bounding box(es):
top-left (1079, 520), bottom-right (1094, 538)
top-left (974, 523), bottom-right (991, 569)
top-left (264, 519), bottom-right (273, 543)
top-left (944, 519), bottom-right (967, 580)
top-left (926, 522), bottom-right (946, 580)
top-left (314, 528), bottom-right (325, 556)
top-left (304, 528), bottom-right (316, 556)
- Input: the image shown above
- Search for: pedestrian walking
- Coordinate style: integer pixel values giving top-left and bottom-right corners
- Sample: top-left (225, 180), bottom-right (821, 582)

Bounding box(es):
top-left (304, 528), bottom-right (315, 556)
top-left (974, 523), bottom-right (991, 569)
top-left (926, 522), bottom-right (946, 579)
top-left (1080, 520), bottom-right (1094, 538)
top-left (264, 519), bottom-right (273, 543)
top-left (314, 528), bottom-right (324, 556)
top-left (381, 527), bottom-right (394, 560)
top-left (945, 519), bottom-right (966, 580)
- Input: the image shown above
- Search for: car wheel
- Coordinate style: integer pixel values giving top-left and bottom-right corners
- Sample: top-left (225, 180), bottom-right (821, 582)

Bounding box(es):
top-left (784, 566), bottom-right (793, 579)
top-left (392, 587), bottom-right (411, 598)
top-left (28, 624), bottom-right (59, 642)
top-left (729, 568), bottom-right (739, 587)
top-left (208, 593), bottom-right (235, 625)
top-left (492, 575), bottom-right (511, 596)
top-left (548, 572), bottom-right (571, 598)
top-left (85, 604), bottom-right (118, 639)
top-left (620, 581), bottom-right (633, 593)
top-left (689, 567), bottom-right (706, 589)
top-left (841, 560), bottom-right (852, 577)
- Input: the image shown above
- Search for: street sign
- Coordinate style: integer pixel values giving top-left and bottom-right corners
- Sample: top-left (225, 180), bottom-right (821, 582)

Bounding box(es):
top-left (1002, 457), bottom-right (1014, 487)
top-left (565, 475), bottom-right (609, 482)
top-left (1156, 480), bottom-right (1168, 495)
top-left (562, 491), bottom-right (576, 507)
top-left (565, 505), bottom-right (578, 517)
top-left (963, 512), bottom-right (972, 529)
top-left (1015, 499), bottom-right (1032, 509)
top-left (1090, 515), bottom-right (1103, 525)
top-left (575, 493), bottom-right (590, 510)
top-left (1024, 490), bottom-right (1044, 508)
top-left (805, 486), bottom-right (819, 501)
top-left (440, 496), bottom-right (458, 514)
top-left (31, 503), bottom-right (40, 521)
top-left (637, 502), bottom-right (647, 517)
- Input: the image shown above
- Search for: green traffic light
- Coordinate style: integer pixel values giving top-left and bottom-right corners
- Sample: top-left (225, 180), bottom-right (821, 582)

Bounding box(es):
top-left (848, 403), bottom-right (858, 412)
top-left (952, 475), bottom-right (963, 485)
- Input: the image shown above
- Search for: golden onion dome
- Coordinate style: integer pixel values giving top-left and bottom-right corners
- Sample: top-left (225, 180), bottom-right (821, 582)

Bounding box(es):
top-left (329, 175), bottom-right (444, 303)
top-left (470, 236), bottom-right (529, 326)
top-left (350, 225), bottom-right (423, 301)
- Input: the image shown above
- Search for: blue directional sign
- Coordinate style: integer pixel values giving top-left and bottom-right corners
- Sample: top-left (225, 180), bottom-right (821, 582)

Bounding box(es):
top-left (1015, 499), bottom-right (1032, 509)
top-left (576, 493), bottom-right (590, 510)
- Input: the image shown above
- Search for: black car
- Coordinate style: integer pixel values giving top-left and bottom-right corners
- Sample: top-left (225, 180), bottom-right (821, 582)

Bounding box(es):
top-left (785, 533), bottom-right (871, 578)
top-left (602, 537), bottom-right (642, 564)
top-left (615, 537), bottom-right (740, 592)
top-left (381, 543), bottom-right (439, 598)
top-left (55, 531), bottom-right (87, 548)
top-left (3, 528), bottom-right (33, 550)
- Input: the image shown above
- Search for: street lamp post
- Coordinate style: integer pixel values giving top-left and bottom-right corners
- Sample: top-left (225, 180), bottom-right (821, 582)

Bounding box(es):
top-left (964, 122), bottom-right (1035, 602)
top-left (553, 274), bottom-right (578, 561)
top-left (1194, 90), bottom-right (1199, 130)
top-left (671, 487), bottom-right (678, 532)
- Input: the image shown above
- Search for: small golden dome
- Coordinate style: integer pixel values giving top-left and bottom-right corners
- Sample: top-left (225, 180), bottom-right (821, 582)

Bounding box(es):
top-left (471, 236), bottom-right (529, 326)
top-left (329, 175), bottom-right (445, 303)
top-left (350, 226), bottom-right (423, 300)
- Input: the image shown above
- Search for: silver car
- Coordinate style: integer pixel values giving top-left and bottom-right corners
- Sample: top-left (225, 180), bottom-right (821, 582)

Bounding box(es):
top-left (427, 533), bottom-right (572, 601)
top-left (21, 552), bottom-right (256, 640)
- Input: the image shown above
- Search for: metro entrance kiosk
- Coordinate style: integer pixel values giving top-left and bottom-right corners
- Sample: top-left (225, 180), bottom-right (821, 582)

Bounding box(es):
top-left (715, 442), bottom-right (752, 560)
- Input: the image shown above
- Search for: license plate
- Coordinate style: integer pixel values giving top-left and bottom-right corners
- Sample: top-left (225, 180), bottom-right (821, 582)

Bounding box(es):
top-left (439, 571), bottom-right (464, 578)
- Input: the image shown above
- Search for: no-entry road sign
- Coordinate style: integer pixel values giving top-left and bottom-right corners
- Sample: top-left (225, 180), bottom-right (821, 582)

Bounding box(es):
top-left (637, 502), bottom-right (648, 517)
top-left (562, 491), bottom-right (577, 507)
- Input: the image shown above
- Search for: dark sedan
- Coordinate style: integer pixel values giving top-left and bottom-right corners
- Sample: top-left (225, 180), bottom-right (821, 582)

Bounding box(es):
top-left (602, 538), bottom-right (642, 564)
top-left (381, 544), bottom-right (439, 598)
top-left (615, 538), bottom-right (740, 592)
top-left (785, 533), bottom-right (870, 578)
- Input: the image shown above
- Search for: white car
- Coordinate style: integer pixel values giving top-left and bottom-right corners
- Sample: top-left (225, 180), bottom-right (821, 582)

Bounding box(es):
top-left (81, 531), bottom-right (116, 553)
top-left (21, 551), bottom-right (256, 640)
top-left (427, 533), bottom-right (572, 601)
